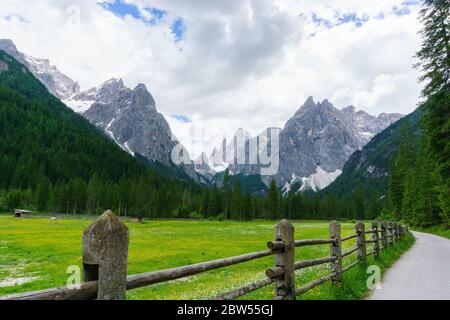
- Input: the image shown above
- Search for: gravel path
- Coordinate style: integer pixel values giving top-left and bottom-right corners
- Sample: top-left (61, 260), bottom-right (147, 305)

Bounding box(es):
top-left (369, 231), bottom-right (450, 300)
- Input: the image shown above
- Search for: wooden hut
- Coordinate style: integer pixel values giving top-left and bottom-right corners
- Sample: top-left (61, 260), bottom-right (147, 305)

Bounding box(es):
top-left (14, 209), bottom-right (32, 218)
top-left (131, 215), bottom-right (143, 223)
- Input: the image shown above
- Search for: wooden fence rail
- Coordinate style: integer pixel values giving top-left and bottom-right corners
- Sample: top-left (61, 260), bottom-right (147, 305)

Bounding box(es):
top-left (0, 210), bottom-right (410, 301)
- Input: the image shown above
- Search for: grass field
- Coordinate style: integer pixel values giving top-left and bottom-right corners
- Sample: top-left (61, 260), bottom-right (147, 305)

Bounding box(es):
top-left (0, 214), bottom-right (414, 300)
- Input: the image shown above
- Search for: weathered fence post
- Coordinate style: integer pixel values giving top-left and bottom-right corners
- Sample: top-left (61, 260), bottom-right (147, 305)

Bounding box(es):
top-left (372, 222), bottom-right (380, 257)
top-left (386, 222), bottom-right (392, 246)
top-left (381, 221), bottom-right (388, 249)
top-left (355, 222), bottom-right (367, 262)
top-left (83, 210), bottom-right (129, 300)
top-left (390, 222), bottom-right (395, 244)
top-left (273, 220), bottom-right (295, 300)
top-left (329, 221), bottom-right (342, 282)
top-left (391, 222), bottom-right (397, 244)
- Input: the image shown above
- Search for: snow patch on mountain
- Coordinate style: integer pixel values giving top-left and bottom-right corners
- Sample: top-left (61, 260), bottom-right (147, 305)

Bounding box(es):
top-left (63, 99), bottom-right (95, 113)
top-left (282, 167), bottom-right (342, 195)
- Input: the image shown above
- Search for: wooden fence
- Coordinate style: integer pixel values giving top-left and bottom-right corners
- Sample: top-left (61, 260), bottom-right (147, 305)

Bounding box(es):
top-left (0, 211), bottom-right (409, 300)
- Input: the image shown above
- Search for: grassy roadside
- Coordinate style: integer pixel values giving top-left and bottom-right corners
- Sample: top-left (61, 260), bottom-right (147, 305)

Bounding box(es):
top-left (412, 225), bottom-right (450, 239)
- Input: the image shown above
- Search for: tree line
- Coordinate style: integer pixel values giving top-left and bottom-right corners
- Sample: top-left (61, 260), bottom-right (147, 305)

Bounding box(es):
top-left (387, 0), bottom-right (449, 227)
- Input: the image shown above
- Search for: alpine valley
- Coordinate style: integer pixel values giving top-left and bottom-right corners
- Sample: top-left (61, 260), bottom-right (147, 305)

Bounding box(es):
top-left (0, 39), bottom-right (403, 194)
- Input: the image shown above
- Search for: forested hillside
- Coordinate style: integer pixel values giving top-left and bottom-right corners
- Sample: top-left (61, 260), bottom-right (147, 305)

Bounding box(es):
top-left (0, 49), bottom-right (201, 216)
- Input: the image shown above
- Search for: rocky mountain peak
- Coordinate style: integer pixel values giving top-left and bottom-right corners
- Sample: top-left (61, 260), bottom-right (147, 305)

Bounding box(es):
top-left (0, 39), bottom-right (20, 56)
top-left (0, 39), bottom-right (79, 100)
top-left (342, 105), bottom-right (356, 114)
top-left (131, 83), bottom-right (156, 111)
top-left (304, 96), bottom-right (315, 106)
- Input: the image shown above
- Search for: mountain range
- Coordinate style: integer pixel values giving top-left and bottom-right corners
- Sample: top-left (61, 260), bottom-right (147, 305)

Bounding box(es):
top-left (323, 106), bottom-right (424, 197)
top-left (0, 39), bottom-right (404, 193)
top-left (200, 97), bottom-right (403, 192)
top-left (0, 39), bottom-right (199, 183)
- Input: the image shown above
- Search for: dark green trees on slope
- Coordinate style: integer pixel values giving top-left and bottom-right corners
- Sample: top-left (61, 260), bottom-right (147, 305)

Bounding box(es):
top-left (321, 0), bottom-right (449, 227)
top-left (0, 49), bottom-right (202, 216)
top-left (388, 124), bottom-right (442, 226)
top-left (414, 0), bottom-right (450, 227)
top-left (415, 0), bottom-right (449, 97)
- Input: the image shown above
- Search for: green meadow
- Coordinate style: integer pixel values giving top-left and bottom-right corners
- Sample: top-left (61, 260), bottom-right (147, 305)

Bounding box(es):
top-left (0, 215), bottom-right (414, 300)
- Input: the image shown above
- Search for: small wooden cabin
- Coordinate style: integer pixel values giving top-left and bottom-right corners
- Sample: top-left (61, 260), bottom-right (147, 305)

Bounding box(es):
top-left (131, 215), bottom-right (143, 223)
top-left (14, 209), bottom-right (32, 218)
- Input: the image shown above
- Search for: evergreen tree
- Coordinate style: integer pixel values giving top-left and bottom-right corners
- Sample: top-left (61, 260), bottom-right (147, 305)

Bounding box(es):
top-left (242, 192), bottom-right (252, 221)
top-left (352, 183), bottom-right (365, 220)
top-left (388, 155), bottom-right (403, 216)
top-left (415, 0), bottom-right (450, 227)
top-left (208, 185), bottom-right (222, 216)
top-left (402, 169), bottom-right (416, 224)
top-left (415, 0), bottom-right (450, 97)
top-left (222, 169), bottom-right (231, 219)
top-left (200, 188), bottom-right (210, 216)
top-left (230, 180), bottom-right (242, 220)
top-left (35, 178), bottom-right (50, 211)
top-left (267, 179), bottom-right (279, 219)
top-left (134, 173), bottom-right (152, 216)
top-left (415, 137), bottom-right (442, 224)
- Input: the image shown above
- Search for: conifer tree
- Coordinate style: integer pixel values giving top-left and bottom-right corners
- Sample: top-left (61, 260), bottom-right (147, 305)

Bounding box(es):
top-left (35, 178), bottom-right (50, 211)
top-left (415, 0), bottom-right (450, 226)
top-left (267, 179), bottom-right (279, 219)
top-left (353, 183), bottom-right (365, 220)
top-left (415, 0), bottom-right (450, 97)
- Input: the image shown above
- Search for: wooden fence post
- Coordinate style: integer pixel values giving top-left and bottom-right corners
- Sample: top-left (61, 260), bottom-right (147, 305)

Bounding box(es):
top-left (273, 220), bottom-right (295, 300)
top-left (391, 222), bottom-right (397, 244)
top-left (390, 222), bottom-right (395, 244)
top-left (372, 222), bottom-right (380, 257)
top-left (82, 210), bottom-right (129, 300)
top-left (329, 221), bottom-right (342, 282)
top-left (381, 221), bottom-right (388, 249)
top-left (355, 222), bottom-right (367, 262)
top-left (386, 222), bottom-right (391, 245)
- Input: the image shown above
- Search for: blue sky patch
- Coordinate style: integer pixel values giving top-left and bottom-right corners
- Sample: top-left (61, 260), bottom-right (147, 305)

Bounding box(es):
top-left (101, 1), bottom-right (167, 25)
top-left (392, 6), bottom-right (411, 16)
top-left (393, 0), bottom-right (421, 16)
top-left (101, 0), bottom-right (141, 20)
top-left (171, 115), bottom-right (191, 123)
top-left (336, 12), bottom-right (369, 27)
top-left (145, 7), bottom-right (167, 25)
top-left (171, 18), bottom-right (186, 42)
top-left (311, 13), bottom-right (333, 28)
top-left (311, 12), bottom-right (369, 29)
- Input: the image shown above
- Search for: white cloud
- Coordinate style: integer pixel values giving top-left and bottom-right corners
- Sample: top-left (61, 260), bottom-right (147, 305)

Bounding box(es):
top-left (0, 0), bottom-right (423, 159)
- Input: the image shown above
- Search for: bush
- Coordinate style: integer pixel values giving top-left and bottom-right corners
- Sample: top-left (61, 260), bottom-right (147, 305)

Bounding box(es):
top-left (217, 213), bottom-right (225, 221)
top-left (189, 212), bottom-right (203, 220)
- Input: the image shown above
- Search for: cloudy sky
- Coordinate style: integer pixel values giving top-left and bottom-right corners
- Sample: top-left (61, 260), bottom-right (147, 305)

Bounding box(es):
top-left (0, 0), bottom-right (424, 158)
